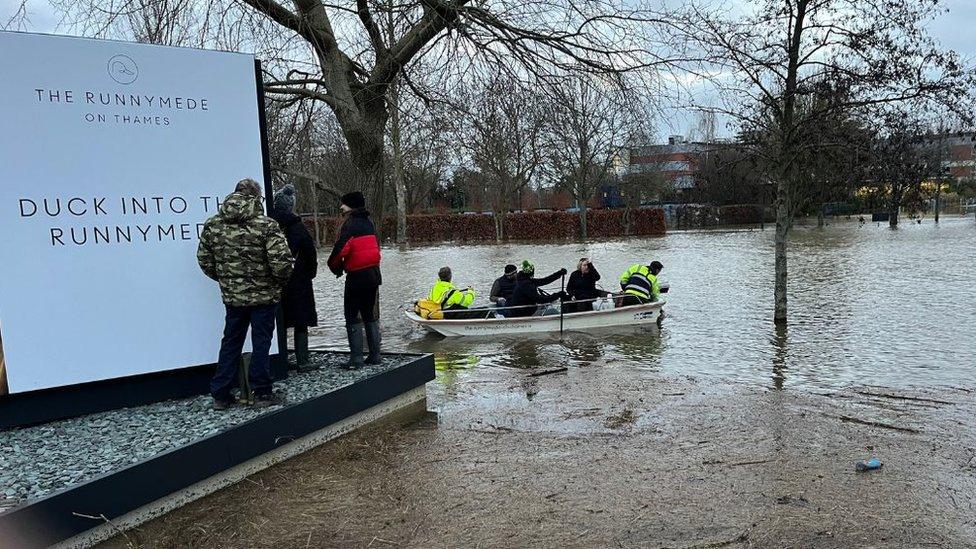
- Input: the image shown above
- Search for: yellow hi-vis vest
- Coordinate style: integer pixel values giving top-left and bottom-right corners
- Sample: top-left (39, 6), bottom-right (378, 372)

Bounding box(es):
top-left (428, 280), bottom-right (475, 308)
top-left (619, 264), bottom-right (659, 301)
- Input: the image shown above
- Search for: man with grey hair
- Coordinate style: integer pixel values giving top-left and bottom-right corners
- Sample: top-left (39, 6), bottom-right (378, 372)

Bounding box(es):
top-left (198, 178), bottom-right (294, 410)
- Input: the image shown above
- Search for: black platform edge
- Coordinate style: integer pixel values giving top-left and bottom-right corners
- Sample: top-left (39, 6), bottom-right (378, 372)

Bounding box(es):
top-left (0, 352), bottom-right (288, 430)
top-left (0, 353), bottom-right (434, 548)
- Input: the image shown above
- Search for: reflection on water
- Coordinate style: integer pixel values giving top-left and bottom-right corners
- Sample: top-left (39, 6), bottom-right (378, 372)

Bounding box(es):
top-left (311, 216), bottom-right (976, 392)
top-left (771, 324), bottom-right (788, 391)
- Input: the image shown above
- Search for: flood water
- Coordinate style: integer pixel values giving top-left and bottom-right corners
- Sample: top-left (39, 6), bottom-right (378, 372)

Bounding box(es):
top-left (310, 215), bottom-right (976, 392)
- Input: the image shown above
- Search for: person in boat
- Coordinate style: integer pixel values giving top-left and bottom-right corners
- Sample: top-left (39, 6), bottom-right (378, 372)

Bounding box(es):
top-left (429, 267), bottom-right (477, 318)
top-left (489, 264), bottom-right (518, 307)
top-left (508, 261), bottom-right (568, 317)
top-left (564, 258), bottom-right (604, 314)
top-left (618, 260), bottom-right (663, 306)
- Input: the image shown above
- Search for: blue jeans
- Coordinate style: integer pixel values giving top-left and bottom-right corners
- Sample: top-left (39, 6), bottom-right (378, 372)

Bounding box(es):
top-left (211, 304), bottom-right (276, 400)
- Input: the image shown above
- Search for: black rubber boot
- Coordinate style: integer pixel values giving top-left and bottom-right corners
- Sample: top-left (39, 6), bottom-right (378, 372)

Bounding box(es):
top-left (364, 321), bottom-right (382, 365)
top-left (344, 323), bottom-right (365, 370)
top-left (295, 328), bottom-right (315, 372)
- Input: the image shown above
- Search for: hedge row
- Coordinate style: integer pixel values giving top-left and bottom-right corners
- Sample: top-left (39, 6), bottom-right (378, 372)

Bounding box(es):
top-left (664, 204), bottom-right (773, 230)
top-left (305, 208), bottom-right (667, 243)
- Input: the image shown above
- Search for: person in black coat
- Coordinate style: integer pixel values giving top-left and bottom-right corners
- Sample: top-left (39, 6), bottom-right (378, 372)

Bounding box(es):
top-left (272, 184), bottom-right (318, 370)
top-left (508, 265), bottom-right (568, 318)
top-left (565, 258), bottom-right (603, 313)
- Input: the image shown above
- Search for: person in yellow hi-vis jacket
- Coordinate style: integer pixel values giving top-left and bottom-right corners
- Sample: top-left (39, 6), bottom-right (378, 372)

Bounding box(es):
top-left (428, 267), bottom-right (476, 313)
top-left (619, 261), bottom-right (663, 306)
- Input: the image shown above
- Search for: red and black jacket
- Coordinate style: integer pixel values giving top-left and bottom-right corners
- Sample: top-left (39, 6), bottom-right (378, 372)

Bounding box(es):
top-left (328, 209), bottom-right (382, 287)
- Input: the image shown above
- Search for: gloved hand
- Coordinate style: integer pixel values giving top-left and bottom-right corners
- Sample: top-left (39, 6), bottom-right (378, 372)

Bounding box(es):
top-left (558, 268), bottom-right (568, 276)
top-left (497, 298), bottom-right (507, 306)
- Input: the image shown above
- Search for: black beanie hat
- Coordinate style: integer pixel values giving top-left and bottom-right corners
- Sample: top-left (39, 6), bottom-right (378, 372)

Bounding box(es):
top-left (504, 264), bottom-right (517, 274)
top-left (340, 191), bottom-right (366, 209)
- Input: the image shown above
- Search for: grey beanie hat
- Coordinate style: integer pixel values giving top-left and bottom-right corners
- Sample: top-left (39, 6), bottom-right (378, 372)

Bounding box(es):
top-left (273, 184), bottom-right (296, 214)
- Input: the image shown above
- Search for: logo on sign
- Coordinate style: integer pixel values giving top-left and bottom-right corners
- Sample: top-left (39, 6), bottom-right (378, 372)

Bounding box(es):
top-left (107, 54), bottom-right (138, 85)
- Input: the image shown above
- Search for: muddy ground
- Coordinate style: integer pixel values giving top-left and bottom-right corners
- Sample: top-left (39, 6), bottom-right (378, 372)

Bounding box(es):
top-left (101, 365), bottom-right (976, 548)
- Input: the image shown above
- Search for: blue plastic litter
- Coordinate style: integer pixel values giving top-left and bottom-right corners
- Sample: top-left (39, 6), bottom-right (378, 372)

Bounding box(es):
top-left (856, 458), bottom-right (883, 471)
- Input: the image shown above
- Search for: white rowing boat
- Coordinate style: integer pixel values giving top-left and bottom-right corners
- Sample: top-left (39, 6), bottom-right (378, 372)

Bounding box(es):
top-left (404, 300), bottom-right (665, 337)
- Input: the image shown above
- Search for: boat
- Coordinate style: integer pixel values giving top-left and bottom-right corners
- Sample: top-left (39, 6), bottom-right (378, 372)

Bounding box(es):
top-left (404, 300), bottom-right (665, 337)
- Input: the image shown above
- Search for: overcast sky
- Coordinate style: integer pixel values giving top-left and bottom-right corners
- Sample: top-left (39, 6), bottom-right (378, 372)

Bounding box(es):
top-left (3, 0), bottom-right (974, 139)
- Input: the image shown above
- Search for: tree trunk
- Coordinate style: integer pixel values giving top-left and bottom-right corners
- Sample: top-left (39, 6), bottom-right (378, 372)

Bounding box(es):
top-left (347, 135), bottom-right (386, 231)
top-left (889, 199), bottom-right (900, 228)
top-left (308, 176), bottom-right (321, 247)
top-left (816, 204), bottom-right (824, 228)
top-left (342, 101), bottom-right (388, 238)
top-left (773, 180), bottom-right (789, 325)
top-left (386, 8), bottom-right (408, 244)
top-left (579, 200), bottom-right (588, 240)
top-left (934, 179), bottom-right (941, 223)
top-left (389, 80), bottom-right (408, 244)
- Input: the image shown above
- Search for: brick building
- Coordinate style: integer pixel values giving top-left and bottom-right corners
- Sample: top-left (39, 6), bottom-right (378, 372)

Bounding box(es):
top-left (627, 135), bottom-right (724, 201)
top-left (940, 132), bottom-right (976, 181)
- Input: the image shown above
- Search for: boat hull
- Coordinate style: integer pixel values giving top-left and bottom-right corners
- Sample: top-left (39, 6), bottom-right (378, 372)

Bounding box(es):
top-left (405, 301), bottom-right (664, 337)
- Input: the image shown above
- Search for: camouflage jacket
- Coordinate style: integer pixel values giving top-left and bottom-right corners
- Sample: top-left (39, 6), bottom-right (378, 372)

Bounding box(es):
top-left (197, 191), bottom-right (294, 306)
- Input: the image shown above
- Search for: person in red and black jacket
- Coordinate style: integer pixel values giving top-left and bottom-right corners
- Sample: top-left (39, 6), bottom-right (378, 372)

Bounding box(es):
top-left (328, 191), bottom-right (382, 369)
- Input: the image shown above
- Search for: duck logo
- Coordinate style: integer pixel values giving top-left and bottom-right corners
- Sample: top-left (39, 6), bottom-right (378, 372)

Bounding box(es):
top-left (107, 54), bottom-right (139, 85)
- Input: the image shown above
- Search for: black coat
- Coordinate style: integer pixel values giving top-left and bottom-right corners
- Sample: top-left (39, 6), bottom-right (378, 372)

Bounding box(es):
top-left (509, 274), bottom-right (563, 318)
top-left (272, 212), bottom-right (318, 328)
top-left (567, 265), bottom-right (601, 301)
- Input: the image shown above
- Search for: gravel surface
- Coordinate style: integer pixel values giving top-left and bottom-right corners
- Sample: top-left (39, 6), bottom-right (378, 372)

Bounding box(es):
top-left (0, 352), bottom-right (414, 511)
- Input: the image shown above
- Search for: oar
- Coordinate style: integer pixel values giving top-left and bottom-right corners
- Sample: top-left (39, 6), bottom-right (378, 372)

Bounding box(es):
top-left (559, 273), bottom-right (566, 338)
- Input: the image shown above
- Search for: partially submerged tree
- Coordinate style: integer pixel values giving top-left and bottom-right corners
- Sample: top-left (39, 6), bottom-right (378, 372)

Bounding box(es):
top-left (681, 0), bottom-right (974, 324)
top-left (868, 112), bottom-right (943, 228)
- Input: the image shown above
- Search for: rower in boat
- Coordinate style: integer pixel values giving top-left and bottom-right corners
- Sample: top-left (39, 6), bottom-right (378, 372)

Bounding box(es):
top-left (428, 267), bottom-right (477, 318)
top-left (508, 261), bottom-right (568, 317)
top-left (619, 261), bottom-right (664, 306)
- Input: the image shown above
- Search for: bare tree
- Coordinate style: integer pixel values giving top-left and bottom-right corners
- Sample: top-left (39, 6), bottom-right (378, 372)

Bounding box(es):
top-left (680, 0), bottom-right (974, 324)
top-left (399, 100), bottom-right (451, 213)
top-left (2, 1), bottom-right (28, 30)
top-left (696, 145), bottom-right (765, 206)
top-left (460, 74), bottom-right (546, 240)
top-left (546, 74), bottom-right (633, 239)
top-left (618, 168), bottom-right (667, 235)
top-left (52, 0), bottom-right (677, 236)
top-left (691, 110), bottom-right (717, 143)
top-left (868, 111), bottom-right (943, 228)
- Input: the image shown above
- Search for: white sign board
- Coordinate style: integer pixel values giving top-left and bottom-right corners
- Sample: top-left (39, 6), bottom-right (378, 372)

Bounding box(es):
top-left (0, 31), bottom-right (269, 395)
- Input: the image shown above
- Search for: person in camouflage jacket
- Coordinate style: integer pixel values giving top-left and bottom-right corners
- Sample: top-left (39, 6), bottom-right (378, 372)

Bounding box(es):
top-left (197, 178), bottom-right (294, 410)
